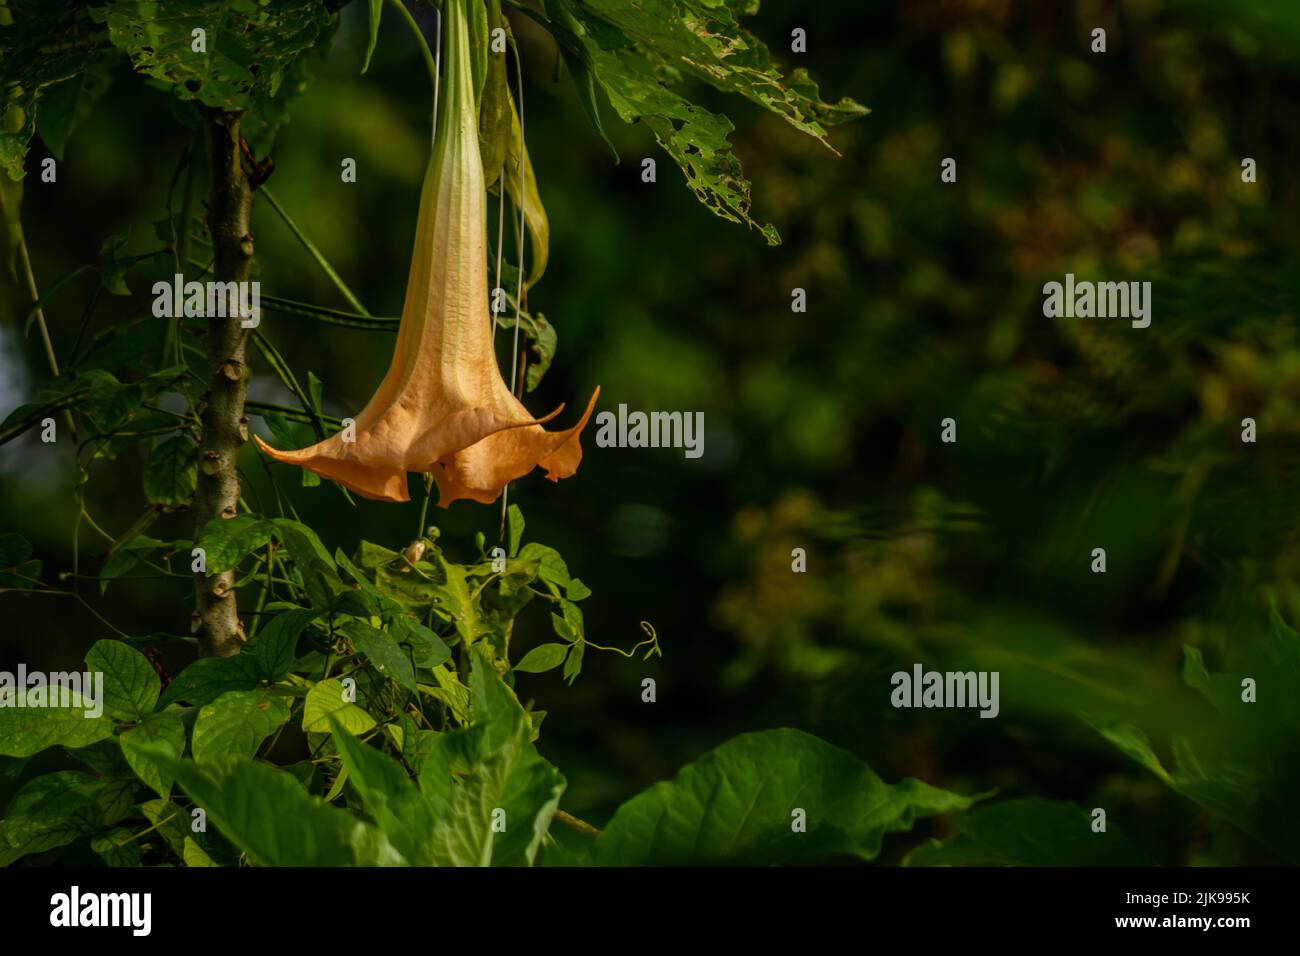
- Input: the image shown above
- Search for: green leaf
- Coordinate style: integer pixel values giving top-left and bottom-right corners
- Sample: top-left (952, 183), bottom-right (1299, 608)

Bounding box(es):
top-left (306, 370), bottom-right (324, 416)
top-left (80, 368), bottom-right (144, 431)
top-left (421, 667), bottom-right (470, 725)
top-left (521, 311), bottom-right (557, 392)
top-left (544, 0), bottom-right (619, 160)
top-left (67, 737), bottom-right (130, 777)
top-left (517, 542), bottom-right (571, 589)
top-left (0, 532), bottom-right (31, 566)
top-left (99, 0), bottom-right (332, 115)
top-left (35, 59), bottom-right (113, 160)
top-left (85, 639), bottom-right (160, 720)
top-left (97, 534), bottom-right (166, 593)
top-left (140, 798), bottom-right (189, 857)
top-left (192, 689), bottom-right (291, 764)
top-left (491, 268), bottom-right (558, 391)
top-left (166, 755), bottom-right (406, 866)
top-left (514, 642), bottom-right (568, 674)
top-left (561, 637), bottom-right (584, 684)
top-left (0, 1), bottom-right (107, 178)
top-left (96, 229), bottom-right (133, 294)
top-left (546, 0), bottom-right (777, 243)
top-left (593, 728), bottom-right (976, 865)
top-left (196, 515), bottom-right (274, 573)
top-left (390, 616), bottom-right (451, 669)
top-left (0, 531), bottom-right (39, 589)
top-left (342, 620), bottom-right (417, 692)
top-left (361, 0), bottom-right (383, 74)
top-left (506, 503), bottom-right (525, 558)
top-left (183, 836), bottom-right (219, 867)
top-left (422, 646), bottom-right (565, 865)
top-left (1088, 715), bottom-right (1300, 863)
top-left (0, 771), bottom-right (134, 865)
top-left (92, 828), bottom-right (143, 866)
top-left (252, 607), bottom-right (316, 681)
top-left (272, 518), bottom-right (343, 609)
top-left (330, 717), bottom-right (439, 866)
top-left (157, 654), bottom-right (262, 709)
top-left (478, 0), bottom-right (511, 187)
top-left (502, 95), bottom-right (548, 287)
top-left (303, 678), bottom-right (377, 735)
top-left (544, 0), bottom-right (866, 246)
top-left (120, 711), bottom-right (186, 798)
top-left (611, 0), bottom-right (866, 130)
top-left (425, 552), bottom-right (491, 646)
top-left (904, 798), bottom-right (1153, 867)
top-left (0, 690), bottom-right (114, 757)
top-left (143, 435), bottom-right (199, 506)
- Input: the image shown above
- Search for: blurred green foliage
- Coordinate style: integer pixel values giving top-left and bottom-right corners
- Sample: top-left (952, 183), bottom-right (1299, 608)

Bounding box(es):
top-left (2, 0), bottom-right (1299, 865)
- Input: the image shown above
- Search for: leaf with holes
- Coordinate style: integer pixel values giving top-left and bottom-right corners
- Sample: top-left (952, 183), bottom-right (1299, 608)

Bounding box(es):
top-left (143, 436), bottom-right (198, 506)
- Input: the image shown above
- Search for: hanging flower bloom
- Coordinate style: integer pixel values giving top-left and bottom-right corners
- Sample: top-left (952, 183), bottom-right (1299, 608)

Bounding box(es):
top-left (254, 0), bottom-right (597, 506)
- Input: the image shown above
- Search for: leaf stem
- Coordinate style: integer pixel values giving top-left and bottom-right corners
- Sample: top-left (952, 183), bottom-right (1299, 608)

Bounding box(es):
top-left (554, 809), bottom-right (601, 838)
top-left (389, 0), bottom-right (441, 107)
top-left (259, 186), bottom-right (372, 317)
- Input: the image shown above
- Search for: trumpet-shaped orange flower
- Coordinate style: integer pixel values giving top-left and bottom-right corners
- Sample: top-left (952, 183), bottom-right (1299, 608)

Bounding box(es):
top-left (254, 0), bottom-right (597, 506)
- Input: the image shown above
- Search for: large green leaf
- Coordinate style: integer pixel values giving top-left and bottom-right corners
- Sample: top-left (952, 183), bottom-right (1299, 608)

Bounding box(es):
top-left (330, 718), bottom-right (439, 866)
top-left (196, 515), bottom-right (274, 574)
top-left (157, 653), bottom-right (262, 708)
top-left (1090, 717), bottom-right (1298, 864)
top-left (251, 607), bottom-right (317, 681)
top-left (593, 728), bottom-right (975, 865)
top-left (341, 620), bottom-right (417, 692)
top-left (0, 771), bottom-right (134, 865)
top-left (120, 710), bottom-right (186, 797)
top-left (303, 678), bottom-right (376, 735)
top-left (1084, 611), bottom-right (1300, 864)
top-left (421, 646), bottom-right (565, 866)
top-left (272, 518), bottom-right (344, 609)
top-left (34, 58), bottom-right (113, 160)
top-left (143, 435), bottom-right (199, 506)
top-left (904, 798), bottom-right (1153, 867)
top-left (0, 0), bottom-right (108, 178)
top-left (191, 689), bottom-right (291, 764)
top-left (577, 0), bottom-right (868, 137)
top-left (140, 797), bottom-right (190, 858)
top-left (166, 755), bottom-right (407, 866)
top-left (0, 693), bottom-right (114, 757)
top-left (513, 642), bottom-right (568, 674)
top-left (542, 0), bottom-right (861, 245)
top-left (478, 0), bottom-right (511, 186)
top-left (85, 639), bottom-right (159, 720)
top-left (97, 0), bottom-right (331, 115)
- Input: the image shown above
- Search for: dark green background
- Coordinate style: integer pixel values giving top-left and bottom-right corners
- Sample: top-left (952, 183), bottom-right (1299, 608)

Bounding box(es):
top-left (3, 0), bottom-right (1298, 864)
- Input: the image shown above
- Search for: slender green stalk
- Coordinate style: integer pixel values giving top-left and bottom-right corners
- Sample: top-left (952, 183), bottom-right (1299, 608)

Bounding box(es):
top-left (260, 293), bottom-right (398, 331)
top-left (259, 186), bottom-right (372, 317)
top-left (246, 400), bottom-right (344, 428)
top-left (250, 330), bottom-right (327, 439)
top-left (416, 474), bottom-right (433, 539)
top-left (389, 0), bottom-right (441, 100)
top-left (19, 239), bottom-right (62, 379)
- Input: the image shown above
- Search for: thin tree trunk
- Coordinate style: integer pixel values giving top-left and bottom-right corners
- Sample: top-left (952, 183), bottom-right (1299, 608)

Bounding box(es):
top-left (193, 110), bottom-right (254, 658)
